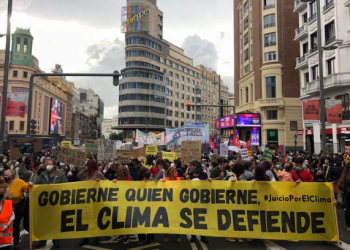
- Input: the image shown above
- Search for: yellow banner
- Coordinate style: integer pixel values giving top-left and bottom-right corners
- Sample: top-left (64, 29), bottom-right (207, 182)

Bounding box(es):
top-left (344, 156), bottom-right (350, 164)
top-left (61, 141), bottom-right (72, 148)
top-left (162, 152), bottom-right (176, 162)
top-left (146, 146), bottom-right (158, 155)
top-left (31, 181), bottom-right (337, 242)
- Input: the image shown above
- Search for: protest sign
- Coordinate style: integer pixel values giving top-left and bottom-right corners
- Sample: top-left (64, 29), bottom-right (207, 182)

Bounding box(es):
top-left (116, 140), bottom-right (122, 150)
top-left (263, 148), bottom-right (274, 161)
top-left (131, 147), bottom-right (146, 158)
top-left (98, 140), bottom-right (116, 160)
top-left (181, 141), bottom-right (201, 165)
top-left (166, 124), bottom-right (210, 147)
top-left (31, 181), bottom-right (338, 242)
top-left (162, 152), bottom-right (176, 162)
top-left (85, 140), bottom-right (98, 155)
top-left (116, 150), bottom-right (132, 165)
top-left (10, 138), bottom-right (43, 159)
top-left (52, 148), bottom-right (87, 168)
top-left (146, 146), bottom-right (158, 155)
top-left (241, 148), bottom-right (250, 161)
top-left (303, 100), bottom-right (320, 124)
top-left (61, 141), bottom-right (72, 148)
top-left (220, 143), bottom-right (228, 158)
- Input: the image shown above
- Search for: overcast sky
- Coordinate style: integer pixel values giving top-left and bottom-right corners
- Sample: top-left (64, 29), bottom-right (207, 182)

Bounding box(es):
top-left (0, 0), bottom-right (234, 119)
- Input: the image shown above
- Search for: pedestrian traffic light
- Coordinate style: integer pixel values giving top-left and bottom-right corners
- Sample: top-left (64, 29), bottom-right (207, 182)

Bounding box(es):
top-left (113, 70), bottom-right (120, 86)
top-left (30, 119), bottom-right (37, 134)
top-left (187, 102), bottom-right (191, 111)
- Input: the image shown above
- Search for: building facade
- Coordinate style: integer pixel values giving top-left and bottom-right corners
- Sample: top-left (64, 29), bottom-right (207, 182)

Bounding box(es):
top-left (79, 88), bottom-right (104, 138)
top-left (0, 28), bottom-right (72, 143)
top-left (102, 116), bottom-right (120, 139)
top-left (234, 0), bottom-right (304, 152)
top-left (117, 0), bottom-right (229, 141)
top-left (294, 0), bottom-right (350, 153)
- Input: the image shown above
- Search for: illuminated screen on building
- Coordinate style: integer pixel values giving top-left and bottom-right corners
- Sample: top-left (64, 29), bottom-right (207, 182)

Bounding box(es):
top-left (121, 5), bottom-right (150, 33)
top-left (251, 127), bottom-right (260, 146)
top-left (215, 114), bottom-right (261, 129)
top-left (49, 99), bottom-right (64, 135)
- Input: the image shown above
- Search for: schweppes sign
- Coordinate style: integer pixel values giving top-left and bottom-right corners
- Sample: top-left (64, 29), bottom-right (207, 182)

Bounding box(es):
top-left (122, 5), bottom-right (150, 32)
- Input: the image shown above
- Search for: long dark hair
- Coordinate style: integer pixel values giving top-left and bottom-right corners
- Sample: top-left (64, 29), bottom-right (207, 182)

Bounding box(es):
top-left (254, 165), bottom-right (268, 181)
top-left (339, 163), bottom-right (350, 187)
top-left (189, 160), bottom-right (202, 174)
top-left (174, 159), bottom-right (182, 168)
top-left (86, 159), bottom-right (98, 178)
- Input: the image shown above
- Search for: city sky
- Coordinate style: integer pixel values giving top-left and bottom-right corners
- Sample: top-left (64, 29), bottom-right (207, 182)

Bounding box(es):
top-left (0, 0), bottom-right (234, 119)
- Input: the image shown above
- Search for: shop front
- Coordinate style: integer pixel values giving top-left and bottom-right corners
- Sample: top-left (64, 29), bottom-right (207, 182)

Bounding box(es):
top-left (267, 129), bottom-right (279, 150)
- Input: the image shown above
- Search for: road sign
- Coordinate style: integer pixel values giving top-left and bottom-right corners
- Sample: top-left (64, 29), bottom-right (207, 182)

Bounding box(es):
top-left (231, 113), bottom-right (238, 119)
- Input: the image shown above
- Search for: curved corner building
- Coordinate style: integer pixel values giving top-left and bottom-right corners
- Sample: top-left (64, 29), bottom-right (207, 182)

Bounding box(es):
top-left (117, 0), bottom-right (206, 142)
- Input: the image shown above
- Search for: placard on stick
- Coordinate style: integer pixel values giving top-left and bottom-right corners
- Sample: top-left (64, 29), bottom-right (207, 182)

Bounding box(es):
top-left (240, 148), bottom-right (250, 161)
top-left (181, 141), bottom-right (201, 165)
top-left (98, 140), bottom-right (116, 160)
top-left (146, 146), bottom-right (158, 155)
top-left (53, 148), bottom-right (88, 168)
top-left (85, 140), bottom-right (98, 155)
top-left (10, 138), bottom-right (43, 159)
top-left (116, 149), bottom-right (132, 165)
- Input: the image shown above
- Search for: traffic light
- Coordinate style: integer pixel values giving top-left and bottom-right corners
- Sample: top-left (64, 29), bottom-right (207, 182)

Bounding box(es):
top-left (230, 131), bottom-right (234, 136)
top-left (187, 102), bottom-right (191, 111)
top-left (113, 70), bottom-right (120, 87)
top-left (30, 119), bottom-right (37, 134)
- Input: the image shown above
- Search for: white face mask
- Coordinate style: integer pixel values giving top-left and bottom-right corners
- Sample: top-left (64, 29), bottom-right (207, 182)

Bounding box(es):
top-left (2, 159), bottom-right (6, 163)
top-left (46, 165), bottom-right (53, 171)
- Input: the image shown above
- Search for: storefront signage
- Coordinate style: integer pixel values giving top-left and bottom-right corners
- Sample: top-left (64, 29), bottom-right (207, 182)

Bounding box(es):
top-left (303, 100), bottom-right (320, 124)
top-left (121, 5), bottom-right (150, 33)
top-left (267, 130), bottom-right (278, 144)
top-left (297, 130), bottom-right (304, 136)
top-left (216, 113), bottom-right (261, 129)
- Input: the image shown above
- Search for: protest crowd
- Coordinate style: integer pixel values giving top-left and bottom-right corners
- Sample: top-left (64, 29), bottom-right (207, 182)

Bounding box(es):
top-left (0, 144), bottom-right (349, 249)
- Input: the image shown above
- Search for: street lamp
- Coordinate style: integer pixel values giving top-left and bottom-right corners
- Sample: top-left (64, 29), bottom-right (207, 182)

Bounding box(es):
top-left (300, 0), bottom-right (337, 155)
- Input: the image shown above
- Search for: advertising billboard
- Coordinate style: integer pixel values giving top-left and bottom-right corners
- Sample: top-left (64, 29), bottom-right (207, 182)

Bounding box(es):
top-left (121, 5), bottom-right (150, 33)
top-left (251, 127), bottom-right (260, 146)
top-left (49, 99), bottom-right (64, 135)
top-left (216, 114), bottom-right (261, 129)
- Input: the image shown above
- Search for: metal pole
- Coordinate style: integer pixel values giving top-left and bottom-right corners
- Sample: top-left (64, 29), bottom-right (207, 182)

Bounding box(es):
top-left (0, 0), bottom-right (12, 152)
top-left (218, 75), bottom-right (221, 143)
top-left (317, 0), bottom-right (326, 155)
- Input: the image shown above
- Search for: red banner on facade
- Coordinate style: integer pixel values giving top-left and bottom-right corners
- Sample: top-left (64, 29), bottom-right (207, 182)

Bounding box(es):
top-left (303, 100), bottom-right (320, 123)
top-left (4, 98), bottom-right (27, 118)
top-left (326, 99), bottom-right (342, 124)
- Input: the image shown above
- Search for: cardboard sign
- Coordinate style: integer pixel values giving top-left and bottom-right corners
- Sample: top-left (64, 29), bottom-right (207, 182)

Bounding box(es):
top-left (240, 148), bottom-right (250, 161)
top-left (131, 147), bottom-right (146, 158)
top-left (61, 141), bottom-right (72, 148)
top-left (98, 140), bottom-right (116, 160)
top-left (262, 148), bottom-right (274, 162)
top-left (116, 149), bottom-right (132, 165)
top-left (220, 143), bottom-right (228, 158)
top-left (52, 148), bottom-right (88, 168)
top-left (181, 141), bottom-right (201, 165)
top-left (146, 146), bottom-right (158, 155)
top-left (85, 140), bottom-right (98, 155)
top-left (162, 152), bottom-right (176, 162)
top-left (116, 140), bottom-right (122, 150)
top-left (10, 138), bottom-right (43, 159)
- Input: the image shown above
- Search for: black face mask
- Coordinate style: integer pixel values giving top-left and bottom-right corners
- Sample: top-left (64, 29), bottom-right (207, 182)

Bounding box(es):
top-left (316, 174), bottom-right (324, 179)
top-left (4, 177), bottom-right (10, 183)
top-left (111, 170), bottom-right (116, 174)
top-left (0, 194), bottom-right (3, 200)
top-left (144, 172), bottom-right (151, 179)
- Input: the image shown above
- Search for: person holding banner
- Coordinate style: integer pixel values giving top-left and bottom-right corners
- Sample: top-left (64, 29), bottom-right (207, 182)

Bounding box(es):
top-left (0, 177), bottom-right (14, 250)
top-left (32, 159), bottom-right (67, 249)
top-left (209, 158), bottom-right (228, 180)
top-left (154, 159), bottom-right (169, 181)
top-left (291, 158), bottom-right (313, 182)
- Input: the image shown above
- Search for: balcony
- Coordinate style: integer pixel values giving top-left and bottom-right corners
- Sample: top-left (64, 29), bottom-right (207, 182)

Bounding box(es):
top-left (294, 24), bottom-right (308, 41)
top-left (325, 36), bottom-right (336, 46)
top-left (301, 73), bottom-right (350, 96)
top-left (345, 0), bottom-right (350, 7)
top-left (236, 102), bottom-right (255, 113)
top-left (308, 13), bottom-right (317, 23)
top-left (294, 0), bottom-right (307, 13)
top-left (264, 4), bottom-right (275, 10)
top-left (259, 98), bottom-right (284, 108)
top-left (309, 46), bottom-right (318, 55)
top-left (296, 54), bottom-right (308, 69)
top-left (323, 0), bottom-right (334, 12)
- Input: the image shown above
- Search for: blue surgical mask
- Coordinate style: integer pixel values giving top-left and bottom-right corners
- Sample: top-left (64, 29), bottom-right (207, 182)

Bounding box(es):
top-left (202, 164), bottom-right (206, 168)
top-left (296, 167), bottom-right (302, 172)
top-left (98, 161), bottom-right (102, 164)
top-left (59, 162), bottom-right (65, 167)
top-left (0, 167), bottom-right (3, 172)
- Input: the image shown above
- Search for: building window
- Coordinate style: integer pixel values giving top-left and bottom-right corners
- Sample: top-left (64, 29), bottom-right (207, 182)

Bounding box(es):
top-left (244, 65), bottom-right (249, 74)
top-left (244, 33), bottom-right (249, 45)
top-left (16, 37), bottom-right (20, 52)
top-left (158, 15), bottom-right (163, 21)
top-left (243, 2), bottom-right (249, 15)
top-left (244, 49), bottom-right (249, 61)
top-left (336, 94), bottom-right (349, 120)
top-left (126, 37), bottom-right (162, 51)
top-left (302, 42), bottom-right (308, 55)
top-left (20, 121), bottom-right (24, 131)
top-left (158, 25), bottom-right (163, 31)
top-left (181, 84), bottom-right (184, 90)
top-left (246, 87), bottom-right (249, 103)
top-left (303, 13), bottom-right (308, 23)
top-left (310, 0), bottom-right (317, 16)
top-left (266, 76), bottom-right (276, 98)
top-left (181, 113), bottom-right (184, 118)
top-left (267, 110), bottom-right (278, 120)
top-left (264, 14), bottom-right (275, 28)
top-left (13, 71), bottom-right (18, 77)
top-left (158, 35), bottom-right (162, 40)
top-left (23, 38), bottom-right (28, 54)
top-left (23, 71), bottom-right (28, 78)
top-left (264, 0), bottom-right (275, 9)
top-left (181, 76), bottom-right (184, 81)
top-left (305, 72), bottom-right (310, 83)
top-left (181, 103), bottom-right (184, 109)
top-left (312, 65), bottom-right (319, 80)
top-left (251, 83), bottom-right (253, 101)
top-left (169, 71), bottom-right (173, 77)
top-left (9, 121), bottom-right (14, 131)
top-left (264, 51), bottom-right (276, 62)
top-left (310, 32), bottom-right (318, 49)
top-left (181, 94), bottom-right (184, 100)
top-left (264, 33), bottom-right (276, 47)
top-left (244, 17), bottom-right (249, 30)
top-left (175, 101), bottom-right (179, 107)
top-left (325, 21), bottom-right (335, 44)
top-left (327, 58), bottom-right (335, 75)
top-left (175, 74), bottom-right (179, 79)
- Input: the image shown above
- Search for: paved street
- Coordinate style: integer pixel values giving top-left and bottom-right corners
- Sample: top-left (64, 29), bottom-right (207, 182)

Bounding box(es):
top-left (16, 199), bottom-right (350, 250)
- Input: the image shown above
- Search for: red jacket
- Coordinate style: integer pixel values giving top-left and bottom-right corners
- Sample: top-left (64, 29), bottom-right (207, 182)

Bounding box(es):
top-left (291, 169), bottom-right (313, 182)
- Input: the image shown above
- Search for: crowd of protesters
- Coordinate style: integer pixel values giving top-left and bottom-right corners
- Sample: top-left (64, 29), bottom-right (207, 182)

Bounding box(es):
top-left (0, 146), bottom-right (350, 249)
